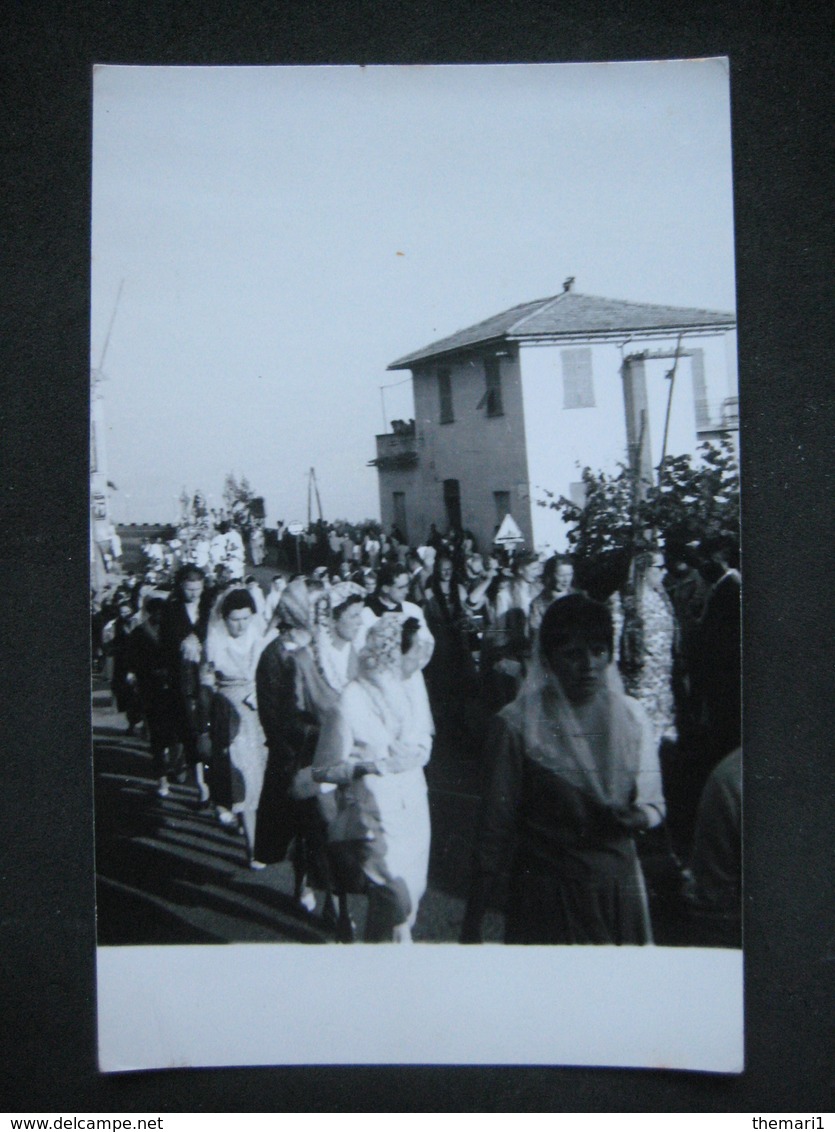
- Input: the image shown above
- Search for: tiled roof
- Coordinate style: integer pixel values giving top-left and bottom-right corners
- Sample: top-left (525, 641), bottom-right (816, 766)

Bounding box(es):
top-left (387, 291), bottom-right (736, 369)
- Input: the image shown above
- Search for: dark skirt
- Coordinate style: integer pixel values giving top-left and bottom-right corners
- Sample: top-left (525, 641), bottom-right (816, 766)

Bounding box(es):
top-left (505, 839), bottom-right (652, 945)
top-left (142, 685), bottom-right (181, 777)
top-left (253, 744), bottom-right (331, 892)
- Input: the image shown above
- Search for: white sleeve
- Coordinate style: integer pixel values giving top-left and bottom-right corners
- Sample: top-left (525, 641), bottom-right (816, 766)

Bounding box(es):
top-left (354, 605), bottom-right (377, 654)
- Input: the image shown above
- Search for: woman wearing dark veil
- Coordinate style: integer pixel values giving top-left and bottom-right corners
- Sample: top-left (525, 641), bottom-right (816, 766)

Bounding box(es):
top-left (423, 553), bottom-right (477, 737)
top-left (462, 593), bottom-right (665, 945)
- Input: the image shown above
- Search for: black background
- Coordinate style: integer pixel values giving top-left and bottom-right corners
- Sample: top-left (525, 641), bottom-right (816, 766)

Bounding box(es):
top-left (1, 0), bottom-right (832, 1113)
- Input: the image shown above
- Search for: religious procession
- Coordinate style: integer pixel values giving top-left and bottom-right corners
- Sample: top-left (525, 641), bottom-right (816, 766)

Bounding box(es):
top-left (92, 474), bottom-right (741, 950)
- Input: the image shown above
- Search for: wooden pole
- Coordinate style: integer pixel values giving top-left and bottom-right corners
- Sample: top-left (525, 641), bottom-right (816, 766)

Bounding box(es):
top-left (311, 467), bottom-right (323, 522)
top-left (658, 333), bottom-right (684, 483)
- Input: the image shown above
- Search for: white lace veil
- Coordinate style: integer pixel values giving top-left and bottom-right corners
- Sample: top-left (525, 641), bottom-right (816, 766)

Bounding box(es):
top-left (501, 622), bottom-right (642, 810)
top-left (204, 584), bottom-right (269, 674)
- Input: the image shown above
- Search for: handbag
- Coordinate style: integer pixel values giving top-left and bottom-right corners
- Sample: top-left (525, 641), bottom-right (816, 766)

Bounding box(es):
top-left (326, 781), bottom-right (389, 895)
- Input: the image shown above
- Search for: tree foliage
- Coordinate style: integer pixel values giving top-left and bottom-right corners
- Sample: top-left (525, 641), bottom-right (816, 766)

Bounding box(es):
top-left (540, 465), bottom-right (649, 564)
top-left (223, 472), bottom-right (254, 510)
top-left (643, 438), bottom-right (740, 551)
top-left (538, 438), bottom-right (740, 577)
top-left (222, 472), bottom-right (261, 535)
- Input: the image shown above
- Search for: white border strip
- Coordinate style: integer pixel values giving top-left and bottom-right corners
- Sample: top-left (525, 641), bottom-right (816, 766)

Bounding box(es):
top-left (98, 944), bottom-right (743, 1072)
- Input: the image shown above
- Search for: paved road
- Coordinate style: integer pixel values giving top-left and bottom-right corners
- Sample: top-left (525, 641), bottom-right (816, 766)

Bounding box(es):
top-left (94, 663), bottom-right (696, 948)
top-left (93, 674), bottom-right (506, 945)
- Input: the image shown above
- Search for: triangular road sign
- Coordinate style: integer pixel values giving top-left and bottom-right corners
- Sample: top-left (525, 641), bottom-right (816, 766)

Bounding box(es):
top-left (493, 513), bottom-right (524, 545)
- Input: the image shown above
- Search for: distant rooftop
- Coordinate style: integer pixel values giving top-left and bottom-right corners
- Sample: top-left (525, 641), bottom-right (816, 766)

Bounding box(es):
top-left (388, 290), bottom-right (736, 369)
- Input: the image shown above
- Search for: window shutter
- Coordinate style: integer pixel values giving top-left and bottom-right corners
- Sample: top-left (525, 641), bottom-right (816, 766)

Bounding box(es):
top-left (484, 357), bottom-right (504, 416)
top-left (561, 348), bottom-right (595, 408)
top-left (438, 368), bottom-right (454, 423)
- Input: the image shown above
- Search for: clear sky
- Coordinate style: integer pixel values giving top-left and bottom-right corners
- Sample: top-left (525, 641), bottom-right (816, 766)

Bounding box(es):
top-left (91, 60), bottom-right (735, 526)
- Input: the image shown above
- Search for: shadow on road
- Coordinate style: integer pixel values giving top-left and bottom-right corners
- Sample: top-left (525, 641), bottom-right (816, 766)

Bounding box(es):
top-left (94, 676), bottom-right (693, 947)
top-left (93, 684), bottom-right (477, 945)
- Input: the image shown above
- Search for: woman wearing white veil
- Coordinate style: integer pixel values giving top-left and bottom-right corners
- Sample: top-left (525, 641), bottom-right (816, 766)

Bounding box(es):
top-left (201, 586), bottom-right (274, 865)
top-left (311, 581), bottom-right (364, 695)
top-left (462, 593), bottom-right (665, 945)
top-left (313, 613), bottom-right (433, 943)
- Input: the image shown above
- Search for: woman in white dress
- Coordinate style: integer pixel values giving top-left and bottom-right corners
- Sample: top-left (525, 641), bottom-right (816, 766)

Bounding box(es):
top-left (201, 587), bottom-right (273, 866)
top-left (313, 613), bottom-right (433, 942)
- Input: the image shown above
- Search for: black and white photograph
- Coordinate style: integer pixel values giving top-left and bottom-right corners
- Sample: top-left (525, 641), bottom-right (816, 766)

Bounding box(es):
top-left (90, 60), bottom-right (743, 1071)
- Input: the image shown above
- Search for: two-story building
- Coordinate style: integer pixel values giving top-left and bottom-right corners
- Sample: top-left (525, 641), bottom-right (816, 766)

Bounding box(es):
top-left (373, 283), bottom-right (737, 553)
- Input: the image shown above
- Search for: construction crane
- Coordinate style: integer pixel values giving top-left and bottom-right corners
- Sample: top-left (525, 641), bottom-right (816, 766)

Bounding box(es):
top-left (90, 279), bottom-right (125, 590)
top-left (92, 278), bottom-right (125, 384)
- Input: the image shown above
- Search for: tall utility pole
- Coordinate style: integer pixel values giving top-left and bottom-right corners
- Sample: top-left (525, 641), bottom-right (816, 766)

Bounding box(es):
top-left (658, 334), bottom-right (684, 482)
top-left (621, 354), bottom-right (654, 490)
top-left (307, 467), bottom-right (323, 526)
top-left (620, 354), bottom-right (654, 616)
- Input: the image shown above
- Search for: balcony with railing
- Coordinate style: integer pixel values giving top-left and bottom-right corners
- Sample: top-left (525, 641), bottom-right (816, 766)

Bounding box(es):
top-left (695, 396), bottom-right (740, 436)
top-left (370, 419), bottom-right (419, 472)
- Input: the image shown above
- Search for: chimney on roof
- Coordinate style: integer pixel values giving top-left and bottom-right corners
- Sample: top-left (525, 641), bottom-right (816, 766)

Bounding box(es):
top-left (563, 276), bottom-right (575, 293)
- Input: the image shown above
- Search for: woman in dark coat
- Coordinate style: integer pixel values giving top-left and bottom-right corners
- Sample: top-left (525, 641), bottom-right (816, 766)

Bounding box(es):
top-left (125, 597), bottom-right (178, 796)
top-left (254, 578), bottom-right (340, 912)
top-left (110, 600), bottom-right (142, 733)
top-left (462, 594), bottom-right (665, 945)
top-left (158, 565), bottom-right (214, 800)
top-left (422, 554), bottom-right (477, 738)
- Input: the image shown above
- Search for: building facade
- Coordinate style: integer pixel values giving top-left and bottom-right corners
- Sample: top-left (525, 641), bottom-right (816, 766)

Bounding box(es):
top-left (374, 287), bottom-right (737, 554)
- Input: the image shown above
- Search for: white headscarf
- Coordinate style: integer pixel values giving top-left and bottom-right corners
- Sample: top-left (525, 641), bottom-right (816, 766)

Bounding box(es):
top-left (500, 643), bottom-right (643, 811)
top-left (204, 586), bottom-right (272, 682)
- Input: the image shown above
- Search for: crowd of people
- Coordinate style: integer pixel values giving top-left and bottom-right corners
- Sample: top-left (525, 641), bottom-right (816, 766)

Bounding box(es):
top-left (92, 520), bottom-right (741, 947)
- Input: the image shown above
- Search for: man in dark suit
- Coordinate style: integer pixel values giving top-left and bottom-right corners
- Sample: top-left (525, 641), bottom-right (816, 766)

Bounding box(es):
top-left (691, 535), bottom-right (742, 790)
